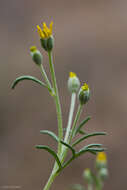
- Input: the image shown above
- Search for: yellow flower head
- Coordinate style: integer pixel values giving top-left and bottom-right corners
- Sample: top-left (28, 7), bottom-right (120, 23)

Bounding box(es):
top-left (96, 152), bottom-right (107, 164)
top-left (30, 46), bottom-right (37, 52)
top-left (37, 21), bottom-right (53, 39)
top-left (81, 83), bottom-right (89, 91)
top-left (69, 72), bottom-right (77, 78)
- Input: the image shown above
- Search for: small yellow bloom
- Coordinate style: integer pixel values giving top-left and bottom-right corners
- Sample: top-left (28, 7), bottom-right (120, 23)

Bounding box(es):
top-left (96, 152), bottom-right (107, 163)
top-left (37, 21), bottom-right (53, 39)
top-left (69, 72), bottom-right (76, 78)
top-left (81, 83), bottom-right (89, 91)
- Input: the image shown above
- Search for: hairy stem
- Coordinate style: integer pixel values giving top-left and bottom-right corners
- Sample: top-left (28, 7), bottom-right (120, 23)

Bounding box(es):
top-left (61, 92), bottom-right (76, 162)
top-left (70, 104), bottom-right (83, 142)
top-left (48, 51), bottom-right (63, 155)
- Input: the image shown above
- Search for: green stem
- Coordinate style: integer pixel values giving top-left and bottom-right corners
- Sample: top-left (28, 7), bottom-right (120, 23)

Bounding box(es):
top-left (70, 104), bottom-right (83, 142)
top-left (39, 64), bottom-right (53, 95)
top-left (43, 164), bottom-right (59, 190)
top-left (95, 175), bottom-right (103, 190)
top-left (48, 51), bottom-right (63, 155)
top-left (61, 92), bottom-right (76, 162)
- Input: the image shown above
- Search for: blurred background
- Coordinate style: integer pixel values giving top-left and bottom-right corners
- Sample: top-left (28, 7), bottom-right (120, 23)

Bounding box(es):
top-left (1, 0), bottom-right (127, 189)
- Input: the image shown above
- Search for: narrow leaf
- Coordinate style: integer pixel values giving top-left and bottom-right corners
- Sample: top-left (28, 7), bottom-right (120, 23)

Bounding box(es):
top-left (87, 147), bottom-right (106, 152)
top-left (78, 130), bottom-right (86, 135)
top-left (76, 147), bottom-right (105, 157)
top-left (40, 130), bottom-right (59, 142)
top-left (74, 116), bottom-right (91, 135)
top-left (84, 143), bottom-right (102, 149)
top-left (72, 132), bottom-right (107, 147)
top-left (11, 75), bottom-right (46, 89)
top-left (35, 145), bottom-right (62, 169)
top-left (60, 140), bottom-right (75, 157)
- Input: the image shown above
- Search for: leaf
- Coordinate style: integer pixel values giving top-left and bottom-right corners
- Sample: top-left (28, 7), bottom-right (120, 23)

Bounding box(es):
top-left (35, 145), bottom-right (62, 169)
top-left (84, 143), bottom-right (102, 149)
top-left (60, 140), bottom-right (75, 157)
top-left (76, 147), bottom-right (105, 157)
top-left (78, 144), bottom-right (103, 155)
top-left (11, 75), bottom-right (46, 89)
top-left (40, 130), bottom-right (59, 142)
top-left (74, 116), bottom-right (91, 136)
top-left (78, 130), bottom-right (86, 135)
top-left (72, 132), bottom-right (107, 147)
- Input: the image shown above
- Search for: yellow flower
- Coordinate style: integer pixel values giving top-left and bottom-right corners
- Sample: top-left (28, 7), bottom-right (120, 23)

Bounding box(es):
top-left (69, 72), bottom-right (77, 78)
top-left (37, 21), bottom-right (53, 39)
top-left (81, 83), bottom-right (89, 91)
top-left (96, 152), bottom-right (107, 164)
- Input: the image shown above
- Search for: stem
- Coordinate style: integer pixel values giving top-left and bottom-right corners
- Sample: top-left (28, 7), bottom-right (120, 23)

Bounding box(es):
top-left (43, 164), bottom-right (59, 190)
top-left (39, 64), bottom-right (53, 95)
top-left (70, 104), bottom-right (83, 142)
top-left (48, 51), bottom-right (63, 155)
top-left (61, 93), bottom-right (76, 162)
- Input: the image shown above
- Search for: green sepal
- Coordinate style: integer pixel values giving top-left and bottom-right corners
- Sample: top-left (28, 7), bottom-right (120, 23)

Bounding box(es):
top-left (11, 75), bottom-right (46, 89)
top-left (40, 39), bottom-right (48, 51)
top-left (72, 132), bottom-right (107, 147)
top-left (40, 130), bottom-right (59, 142)
top-left (60, 140), bottom-right (75, 157)
top-left (35, 145), bottom-right (62, 169)
top-left (74, 116), bottom-right (91, 136)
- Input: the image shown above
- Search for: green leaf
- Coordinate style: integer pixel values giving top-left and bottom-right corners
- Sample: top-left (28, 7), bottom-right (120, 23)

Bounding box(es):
top-left (11, 75), bottom-right (46, 89)
top-left (78, 130), bottom-right (86, 135)
top-left (87, 147), bottom-right (106, 152)
top-left (72, 132), bottom-right (107, 147)
top-left (60, 140), bottom-right (75, 157)
top-left (40, 130), bottom-right (59, 142)
top-left (84, 143), bottom-right (102, 149)
top-left (74, 116), bottom-right (91, 136)
top-left (78, 144), bottom-right (103, 155)
top-left (76, 147), bottom-right (105, 157)
top-left (35, 145), bottom-right (62, 169)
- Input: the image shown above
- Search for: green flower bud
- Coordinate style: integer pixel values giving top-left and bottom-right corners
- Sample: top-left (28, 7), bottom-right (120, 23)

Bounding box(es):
top-left (96, 152), bottom-right (107, 169)
top-left (30, 46), bottom-right (42, 65)
top-left (68, 72), bottom-right (80, 93)
top-left (78, 83), bottom-right (90, 105)
top-left (40, 36), bottom-right (54, 52)
top-left (99, 168), bottom-right (108, 180)
top-left (83, 168), bottom-right (93, 184)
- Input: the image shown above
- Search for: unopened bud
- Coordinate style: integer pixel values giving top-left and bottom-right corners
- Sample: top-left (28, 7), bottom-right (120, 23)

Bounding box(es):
top-left (30, 46), bottom-right (42, 65)
top-left (83, 168), bottom-right (93, 184)
top-left (68, 72), bottom-right (80, 93)
top-left (78, 83), bottom-right (90, 105)
top-left (96, 152), bottom-right (107, 169)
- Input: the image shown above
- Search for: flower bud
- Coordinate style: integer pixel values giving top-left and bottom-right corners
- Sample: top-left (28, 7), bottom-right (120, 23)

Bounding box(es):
top-left (68, 72), bottom-right (80, 93)
top-left (40, 36), bottom-right (54, 52)
top-left (78, 83), bottom-right (90, 105)
top-left (83, 168), bottom-right (93, 184)
top-left (99, 168), bottom-right (108, 180)
top-left (30, 46), bottom-right (42, 65)
top-left (96, 152), bottom-right (107, 169)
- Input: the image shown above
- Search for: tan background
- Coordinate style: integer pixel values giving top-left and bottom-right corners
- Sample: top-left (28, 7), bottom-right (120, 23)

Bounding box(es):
top-left (1, 0), bottom-right (127, 189)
